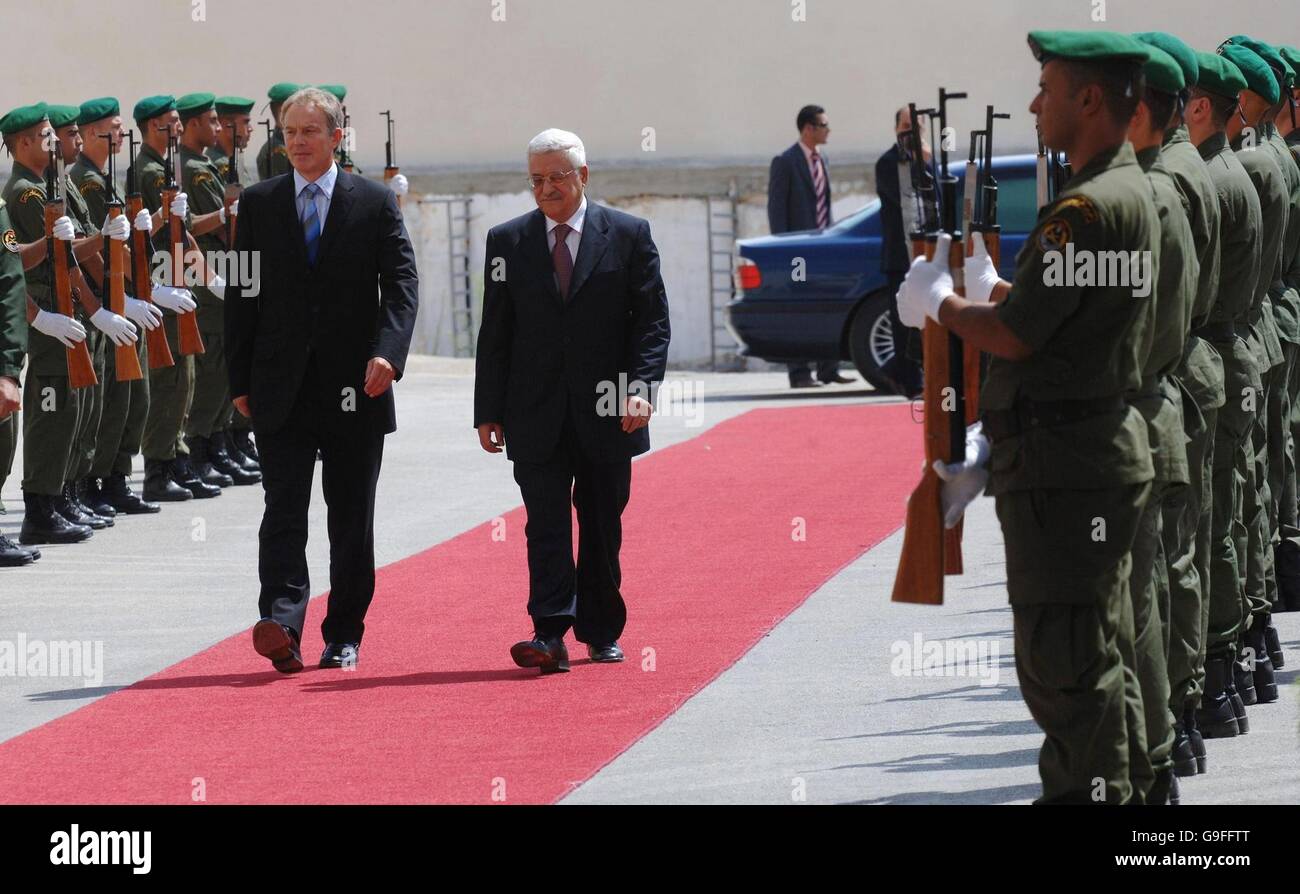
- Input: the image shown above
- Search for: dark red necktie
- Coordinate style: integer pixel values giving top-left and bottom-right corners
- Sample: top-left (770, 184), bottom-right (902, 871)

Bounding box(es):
top-left (552, 222), bottom-right (573, 299)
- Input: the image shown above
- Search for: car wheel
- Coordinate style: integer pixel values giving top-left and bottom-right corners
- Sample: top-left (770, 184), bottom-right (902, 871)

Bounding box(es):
top-left (848, 290), bottom-right (900, 395)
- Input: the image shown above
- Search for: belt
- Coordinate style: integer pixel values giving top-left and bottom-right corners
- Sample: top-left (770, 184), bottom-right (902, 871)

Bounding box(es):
top-left (982, 395), bottom-right (1128, 441)
top-left (1192, 321), bottom-right (1237, 342)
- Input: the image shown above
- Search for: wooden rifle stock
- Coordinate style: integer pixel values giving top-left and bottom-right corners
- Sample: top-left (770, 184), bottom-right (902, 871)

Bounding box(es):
top-left (104, 203), bottom-right (142, 382)
top-left (45, 203), bottom-right (97, 389)
top-left (163, 184), bottom-right (205, 356)
top-left (127, 193), bottom-right (174, 369)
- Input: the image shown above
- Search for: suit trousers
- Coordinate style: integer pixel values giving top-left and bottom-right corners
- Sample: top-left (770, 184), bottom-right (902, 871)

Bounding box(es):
top-left (256, 363), bottom-right (385, 645)
top-left (511, 409), bottom-right (632, 644)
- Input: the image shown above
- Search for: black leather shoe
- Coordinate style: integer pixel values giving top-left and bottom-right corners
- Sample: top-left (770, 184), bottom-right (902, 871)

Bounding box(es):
top-left (319, 642), bottom-right (359, 669)
top-left (1184, 708), bottom-right (1207, 775)
top-left (143, 459), bottom-right (193, 502)
top-left (789, 375), bottom-right (820, 389)
top-left (587, 641), bottom-right (624, 663)
top-left (172, 457), bottom-right (222, 499)
top-left (1233, 651), bottom-right (1257, 706)
top-left (101, 473), bottom-right (161, 514)
top-left (57, 483), bottom-right (109, 529)
top-left (1245, 624), bottom-right (1277, 703)
top-left (1263, 614), bottom-right (1284, 669)
top-left (511, 633), bottom-right (570, 674)
top-left (1226, 672), bottom-right (1249, 734)
top-left (818, 372), bottom-right (856, 385)
top-left (19, 491), bottom-right (93, 545)
top-left (209, 432), bottom-right (261, 484)
top-left (233, 428), bottom-right (259, 464)
top-left (1196, 656), bottom-right (1239, 738)
top-left (0, 534), bottom-right (35, 567)
top-left (80, 477), bottom-right (116, 518)
top-left (252, 619), bottom-right (303, 673)
top-left (221, 429), bottom-right (260, 473)
top-left (186, 436), bottom-right (234, 488)
top-left (1171, 719), bottom-right (1198, 777)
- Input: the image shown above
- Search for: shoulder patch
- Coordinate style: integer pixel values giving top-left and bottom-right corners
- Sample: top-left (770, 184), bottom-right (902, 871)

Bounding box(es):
top-left (78, 179), bottom-right (104, 197)
top-left (1050, 194), bottom-right (1099, 224)
top-left (151, 174), bottom-right (165, 190)
top-left (3, 229), bottom-right (17, 253)
top-left (19, 187), bottom-right (44, 204)
top-left (1037, 217), bottom-right (1073, 253)
top-left (192, 170), bottom-right (214, 188)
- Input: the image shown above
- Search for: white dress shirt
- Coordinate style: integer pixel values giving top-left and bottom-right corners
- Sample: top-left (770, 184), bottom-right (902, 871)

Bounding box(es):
top-left (545, 194), bottom-right (587, 261)
top-left (294, 161), bottom-right (339, 230)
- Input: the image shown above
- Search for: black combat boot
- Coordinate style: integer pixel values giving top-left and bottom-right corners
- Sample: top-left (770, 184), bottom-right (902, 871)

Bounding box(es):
top-left (1232, 646), bottom-right (1257, 706)
top-left (81, 476), bottom-right (116, 518)
top-left (233, 427), bottom-right (258, 464)
top-left (1274, 536), bottom-right (1300, 612)
top-left (1225, 667), bottom-right (1249, 734)
top-left (1171, 716), bottom-right (1198, 777)
top-left (144, 459), bottom-right (193, 502)
top-left (1184, 707), bottom-right (1206, 774)
top-left (57, 482), bottom-right (109, 529)
top-left (1244, 622), bottom-right (1277, 703)
top-left (186, 436), bottom-right (233, 488)
top-left (209, 431), bottom-right (261, 484)
top-left (101, 473), bottom-right (161, 514)
top-left (1147, 768), bottom-right (1179, 805)
top-left (19, 491), bottom-right (92, 545)
top-left (1196, 656), bottom-right (1239, 738)
top-left (223, 428), bottom-right (259, 472)
top-left (1262, 613), bottom-right (1284, 669)
top-left (172, 456), bottom-right (221, 499)
top-left (0, 532), bottom-right (36, 566)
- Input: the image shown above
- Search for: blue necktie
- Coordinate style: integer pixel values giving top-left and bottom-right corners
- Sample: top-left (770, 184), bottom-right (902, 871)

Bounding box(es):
top-left (301, 182), bottom-right (322, 265)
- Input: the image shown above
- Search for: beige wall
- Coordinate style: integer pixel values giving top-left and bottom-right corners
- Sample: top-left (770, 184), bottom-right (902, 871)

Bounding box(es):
top-left (11, 0), bottom-right (1294, 173)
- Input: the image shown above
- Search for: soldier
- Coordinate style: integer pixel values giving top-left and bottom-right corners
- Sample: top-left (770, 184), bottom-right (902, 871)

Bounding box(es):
top-left (318, 85), bottom-right (352, 173)
top-left (1, 103), bottom-right (138, 545)
top-left (0, 133), bottom-right (34, 564)
top-left (1185, 51), bottom-right (1262, 740)
top-left (71, 97), bottom-right (162, 516)
top-left (1121, 44), bottom-right (1199, 803)
top-left (1219, 40), bottom-right (1290, 705)
top-left (1134, 32), bottom-right (1223, 780)
top-left (208, 95), bottom-right (260, 475)
top-left (126, 94), bottom-right (211, 502)
top-left (898, 31), bottom-right (1159, 803)
top-left (175, 92), bottom-right (259, 489)
top-left (1277, 44), bottom-right (1300, 614)
top-left (255, 82), bottom-right (299, 181)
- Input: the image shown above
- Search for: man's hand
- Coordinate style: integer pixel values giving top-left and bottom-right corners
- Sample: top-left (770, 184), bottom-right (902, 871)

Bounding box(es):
top-left (0, 376), bottom-right (20, 420)
top-left (52, 215), bottom-right (76, 242)
top-left (151, 285), bottom-right (197, 313)
top-left (897, 233), bottom-right (956, 329)
top-left (90, 308), bottom-right (138, 347)
top-left (133, 208), bottom-right (152, 232)
top-left (232, 395), bottom-right (251, 418)
top-left (101, 212), bottom-right (131, 242)
top-left (363, 357), bottom-right (395, 397)
top-left (31, 309), bottom-right (87, 348)
top-left (219, 199), bottom-right (239, 223)
top-left (169, 191), bottom-right (188, 219)
top-left (124, 296), bottom-right (163, 330)
top-left (622, 394), bottom-right (653, 432)
top-left (932, 421), bottom-right (991, 529)
top-left (389, 174), bottom-right (409, 197)
top-left (477, 422), bottom-right (505, 454)
top-left (964, 232), bottom-right (1005, 304)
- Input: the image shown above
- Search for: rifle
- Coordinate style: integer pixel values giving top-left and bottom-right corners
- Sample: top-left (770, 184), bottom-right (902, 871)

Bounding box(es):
top-left (127, 129), bottom-right (173, 369)
top-left (162, 125), bottom-right (204, 356)
top-left (890, 89), bottom-right (969, 606)
top-left (964, 106), bottom-right (1009, 413)
top-left (1036, 126), bottom-right (1049, 209)
top-left (224, 131), bottom-right (242, 247)
top-left (339, 106), bottom-right (359, 174)
top-left (101, 132), bottom-right (143, 382)
top-left (381, 109), bottom-right (400, 207)
top-left (44, 132), bottom-right (98, 388)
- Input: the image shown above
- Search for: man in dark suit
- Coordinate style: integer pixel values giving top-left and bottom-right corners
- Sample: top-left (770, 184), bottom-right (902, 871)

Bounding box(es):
top-left (226, 87), bottom-right (418, 673)
top-left (474, 128), bottom-right (670, 675)
top-left (767, 104), bottom-right (853, 389)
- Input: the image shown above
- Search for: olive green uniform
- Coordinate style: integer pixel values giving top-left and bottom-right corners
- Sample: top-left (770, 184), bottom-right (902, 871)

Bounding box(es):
top-left (207, 144), bottom-right (254, 439)
top-left (255, 127), bottom-right (291, 181)
top-left (179, 144), bottom-right (229, 440)
top-left (2, 163), bottom-right (89, 497)
top-left (70, 152), bottom-right (150, 481)
top-left (1160, 125), bottom-right (1224, 718)
top-left (0, 200), bottom-right (28, 501)
top-left (982, 142), bottom-right (1157, 805)
top-left (60, 164), bottom-right (106, 489)
top-left (1263, 125), bottom-right (1300, 541)
top-left (1282, 132), bottom-right (1300, 600)
top-left (127, 142), bottom-right (194, 463)
top-left (1200, 132), bottom-right (1263, 661)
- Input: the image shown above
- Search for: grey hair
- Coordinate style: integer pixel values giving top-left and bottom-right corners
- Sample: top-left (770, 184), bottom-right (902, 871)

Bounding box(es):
top-left (527, 128), bottom-right (586, 169)
top-left (281, 87), bottom-right (344, 132)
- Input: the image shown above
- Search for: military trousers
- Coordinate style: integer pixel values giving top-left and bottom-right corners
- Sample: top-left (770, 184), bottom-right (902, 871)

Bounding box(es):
top-left (91, 337), bottom-right (148, 479)
top-left (142, 316), bottom-right (194, 462)
top-left (185, 327), bottom-right (231, 439)
top-left (1208, 341), bottom-right (1257, 657)
top-left (21, 371), bottom-right (84, 496)
top-left (72, 331), bottom-right (107, 482)
top-left (1128, 478), bottom-right (1175, 791)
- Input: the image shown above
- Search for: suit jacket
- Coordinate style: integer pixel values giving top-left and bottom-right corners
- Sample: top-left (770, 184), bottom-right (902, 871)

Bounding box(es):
top-left (875, 143), bottom-right (912, 274)
top-left (767, 142), bottom-right (831, 234)
top-left (225, 168), bottom-right (419, 436)
top-left (473, 201), bottom-right (671, 464)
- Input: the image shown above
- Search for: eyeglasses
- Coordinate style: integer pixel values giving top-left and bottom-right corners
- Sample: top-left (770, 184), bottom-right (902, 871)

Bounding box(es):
top-left (811, 121), bottom-right (830, 129)
top-left (528, 169), bottom-right (576, 189)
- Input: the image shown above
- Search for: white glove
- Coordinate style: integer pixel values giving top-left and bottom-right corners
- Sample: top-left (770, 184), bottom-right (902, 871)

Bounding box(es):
top-left (31, 309), bottom-right (87, 348)
top-left (389, 173), bottom-right (408, 196)
top-left (207, 273), bottom-right (226, 300)
top-left (52, 215), bottom-right (76, 241)
top-left (133, 209), bottom-right (152, 231)
top-left (219, 199), bottom-right (239, 223)
top-left (124, 296), bottom-right (163, 331)
top-left (964, 232), bottom-right (1002, 304)
top-left (932, 421), bottom-right (992, 529)
top-left (90, 307), bottom-right (138, 347)
top-left (897, 232), bottom-right (955, 328)
top-left (151, 285), bottom-right (196, 313)
top-left (101, 212), bottom-right (130, 242)
top-left (169, 191), bottom-right (188, 219)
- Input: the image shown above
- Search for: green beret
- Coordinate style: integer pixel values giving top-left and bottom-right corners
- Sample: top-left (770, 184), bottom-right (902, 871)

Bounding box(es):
top-left (1219, 43), bottom-right (1280, 104)
top-left (318, 84), bottom-right (347, 101)
top-left (0, 102), bottom-right (48, 136)
top-left (215, 95), bottom-right (255, 116)
top-left (176, 92), bottom-right (216, 121)
top-left (1028, 30), bottom-right (1151, 65)
top-left (1196, 51), bottom-right (1248, 99)
top-left (1138, 45), bottom-right (1185, 95)
top-left (1134, 32), bottom-right (1198, 87)
top-left (133, 94), bottom-right (176, 124)
top-left (77, 97), bottom-right (119, 126)
top-left (267, 82), bottom-right (302, 104)
top-left (45, 104), bottom-right (81, 130)
top-left (1280, 46), bottom-right (1300, 83)
top-left (1222, 35), bottom-right (1292, 89)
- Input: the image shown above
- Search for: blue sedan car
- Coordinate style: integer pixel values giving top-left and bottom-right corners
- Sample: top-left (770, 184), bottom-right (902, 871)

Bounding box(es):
top-left (726, 154), bottom-right (1040, 393)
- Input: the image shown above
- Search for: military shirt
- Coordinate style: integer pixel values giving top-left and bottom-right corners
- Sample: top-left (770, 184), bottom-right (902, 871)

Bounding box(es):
top-left (1265, 125), bottom-right (1300, 345)
top-left (69, 152), bottom-right (113, 225)
top-left (1233, 129), bottom-right (1287, 369)
top-left (982, 141), bottom-right (1157, 493)
top-left (125, 142), bottom-right (167, 215)
top-left (256, 127), bottom-right (291, 181)
top-left (1200, 132), bottom-right (1262, 327)
top-left (0, 200), bottom-right (27, 380)
top-left (181, 144), bottom-right (225, 330)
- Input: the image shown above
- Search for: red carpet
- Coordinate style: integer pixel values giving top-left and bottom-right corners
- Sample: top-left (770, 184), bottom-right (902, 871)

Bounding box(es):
top-left (0, 403), bottom-right (920, 803)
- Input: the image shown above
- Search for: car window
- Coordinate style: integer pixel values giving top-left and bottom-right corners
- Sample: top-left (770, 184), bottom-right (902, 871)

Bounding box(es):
top-left (825, 199), bottom-right (881, 235)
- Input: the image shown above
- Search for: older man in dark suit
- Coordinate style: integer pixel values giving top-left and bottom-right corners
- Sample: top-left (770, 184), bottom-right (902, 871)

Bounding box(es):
top-left (226, 86), bottom-right (419, 673)
top-left (474, 128), bottom-right (670, 675)
top-left (767, 104), bottom-right (853, 388)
